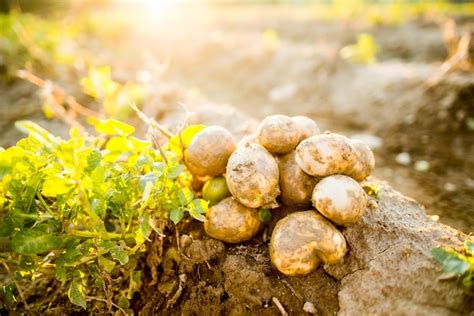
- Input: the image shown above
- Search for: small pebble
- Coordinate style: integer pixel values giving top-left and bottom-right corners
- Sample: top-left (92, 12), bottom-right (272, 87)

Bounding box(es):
top-left (430, 215), bottom-right (440, 222)
top-left (303, 301), bottom-right (318, 315)
top-left (414, 160), bottom-right (430, 172)
top-left (444, 182), bottom-right (457, 192)
top-left (466, 178), bottom-right (474, 189)
top-left (395, 152), bottom-right (411, 166)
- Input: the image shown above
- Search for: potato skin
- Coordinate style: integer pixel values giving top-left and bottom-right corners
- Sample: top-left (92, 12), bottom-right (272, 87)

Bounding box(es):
top-left (278, 151), bottom-right (318, 207)
top-left (269, 211), bottom-right (347, 276)
top-left (184, 126), bottom-right (236, 177)
top-left (312, 175), bottom-right (368, 226)
top-left (346, 140), bottom-right (375, 181)
top-left (257, 115), bottom-right (300, 154)
top-left (237, 133), bottom-right (258, 147)
top-left (226, 143), bottom-right (280, 208)
top-left (295, 133), bottom-right (357, 177)
top-left (292, 116), bottom-right (320, 142)
top-left (204, 197), bottom-right (262, 243)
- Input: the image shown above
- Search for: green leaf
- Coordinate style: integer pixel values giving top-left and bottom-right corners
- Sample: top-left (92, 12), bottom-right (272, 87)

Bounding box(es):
top-left (94, 119), bottom-right (135, 136)
top-left (178, 188), bottom-right (194, 206)
top-left (432, 247), bottom-right (470, 275)
top-left (55, 257), bottom-right (67, 282)
top-left (14, 121), bottom-right (57, 147)
top-left (465, 240), bottom-right (474, 255)
top-left (169, 208), bottom-right (185, 225)
top-left (139, 172), bottom-right (157, 190)
top-left (189, 208), bottom-right (206, 222)
top-left (167, 164), bottom-right (184, 180)
top-left (111, 244), bottom-right (129, 265)
top-left (42, 174), bottom-right (74, 197)
top-left (188, 199), bottom-right (208, 214)
top-left (167, 125), bottom-right (206, 156)
top-left (85, 149), bottom-right (102, 173)
top-left (98, 256), bottom-right (116, 273)
top-left (11, 227), bottom-right (62, 255)
top-left (68, 278), bottom-right (87, 309)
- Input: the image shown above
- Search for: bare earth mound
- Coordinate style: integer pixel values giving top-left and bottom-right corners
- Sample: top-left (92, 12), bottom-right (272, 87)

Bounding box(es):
top-left (134, 105), bottom-right (473, 316)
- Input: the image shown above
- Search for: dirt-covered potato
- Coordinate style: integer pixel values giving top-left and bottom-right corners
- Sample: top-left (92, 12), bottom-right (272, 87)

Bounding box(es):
top-left (237, 133), bottom-right (258, 147)
top-left (278, 151), bottom-right (318, 207)
top-left (184, 126), bottom-right (236, 177)
top-left (226, 143), bottom-right (280, 208)
top-left (295, 133), bottom-right (357, 177)
top-left (292, 116), bottom-right (320, 141)
top-left (257, 115), bottom-right (301, 154)
top-left (204, 197), bottom-right (263, 243)
top-left (269, 211), bottom-right (347, 276)
top-left (346, 139), bottom-right (375, 181)
top-left (312, 175), bottom-right (368, 226)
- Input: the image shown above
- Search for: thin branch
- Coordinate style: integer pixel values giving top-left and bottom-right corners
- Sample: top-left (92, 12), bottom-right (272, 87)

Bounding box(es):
top-left (130, 103), bottom-right (174, 139)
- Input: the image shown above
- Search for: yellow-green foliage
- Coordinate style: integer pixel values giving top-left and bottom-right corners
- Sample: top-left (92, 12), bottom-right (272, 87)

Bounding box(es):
top-left (340, 33), bottom-right (379, 65)
top-left (80, 66), bottom-right (145, 120)
top-left (0, 13), bottom-right (79, 79)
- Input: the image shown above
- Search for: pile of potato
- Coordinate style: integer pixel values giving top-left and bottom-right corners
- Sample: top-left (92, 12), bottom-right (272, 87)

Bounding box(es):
top-left (183, 114), bottom-right (374, 277)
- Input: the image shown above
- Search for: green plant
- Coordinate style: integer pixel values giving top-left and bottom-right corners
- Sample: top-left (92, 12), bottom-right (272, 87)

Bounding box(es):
top-left (340, 33), bottom-right (379, 65)
top-left (0, 13), bottom-right (79, 80)
top-left (0, 119), bottom-right (207, 310)
top-left (432, 240), bottom-right (474, 290)
top-left (80, 66), bottom-right (145, 120)
top-left (362, 182), bottom-right (381, 199)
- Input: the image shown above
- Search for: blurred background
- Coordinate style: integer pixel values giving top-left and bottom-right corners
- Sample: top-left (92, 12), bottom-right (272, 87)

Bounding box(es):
top-left (0, 0), bottom-right (473, 232)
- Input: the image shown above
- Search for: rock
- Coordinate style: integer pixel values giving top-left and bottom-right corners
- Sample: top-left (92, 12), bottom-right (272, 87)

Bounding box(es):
top-left (323, 182), bottom-right (472, 315)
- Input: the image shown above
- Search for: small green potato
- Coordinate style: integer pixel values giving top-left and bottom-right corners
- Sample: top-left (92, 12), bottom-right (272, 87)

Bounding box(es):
top-left (204, 197), bottom-right (263, 243)
top-left (292, 116), bottom-right (320, 142)
top-left (295, 133), bottom-right (357, 177)
top-left (278, 151), bottom-right (318, 207)
top-left (269, 211), bottom-right (347, 276)
top-left (184, 126), bottom-right (236, 177)
top-left (312, 175), bottom-right (368, 226)
top-left (226, 143), bottom-right (280, 208)
top-left (257, 115), bottom-right (300, 154)
top-left (202, 176), bottom-right (232, 206)
top-left (346, 139), bottom-right (375, 181)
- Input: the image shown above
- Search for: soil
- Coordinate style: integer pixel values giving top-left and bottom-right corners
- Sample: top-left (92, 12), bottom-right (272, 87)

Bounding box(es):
top-left (0, 5), bottom-right (473, 315)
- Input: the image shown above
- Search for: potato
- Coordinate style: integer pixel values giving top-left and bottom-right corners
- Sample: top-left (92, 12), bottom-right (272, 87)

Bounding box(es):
top-left (257, 115), bottom-right (300, 154)
top-left (278, 151), bottom-right (318, 207)
top-left (202, 176), bottom-right (232, 206)
top-left (204, 197), bottom-right (262, 243)
top-left (269, 211), bottom-right (347, 276)
top-left (237, 132), bottom-right (258, 147)
top-left (184, 126), bottom-right (236, 177)
top-left (226, 143), bottom-right (280, 208)
top-left (312, 175), bottom-right (368, 226)
top-left (292, 116), bottom-right (320, 141)
top-left (295, 133), bottom-right (357, 177)
top-left (346, 139), bottom-right (375, 181)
